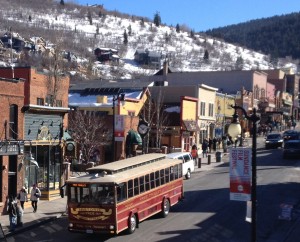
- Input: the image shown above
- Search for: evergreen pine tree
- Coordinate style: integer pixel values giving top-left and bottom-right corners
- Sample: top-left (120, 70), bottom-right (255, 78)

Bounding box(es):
top-left (60, 0), bottom-right (64, 5)
top-left (28, 15), bottom-right (32, 22)
top-left (190, 29), bottom-right (195, 38)
top-left (235, 56), bottom-right (244, 70)
top-left (96, 24), bottom-right (99, 35)
top-left (153, 12), bottom-right (161, 27)
top-left (123, 30), bottom-right (128, 45)
top-left (203, 49), bottom-right (209, 60)
top-left (128, 25), bottom-right (132, 36)
top-left (88, 11), bottom-right (93, 25)
top-left (176, 24), bottom-right (180, 33)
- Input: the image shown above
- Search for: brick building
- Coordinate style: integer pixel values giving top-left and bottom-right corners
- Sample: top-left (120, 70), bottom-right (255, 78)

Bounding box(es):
top-left (0, 66), bottom-right (70, 203)
top-left (0, 76), bottom-right (25, 215)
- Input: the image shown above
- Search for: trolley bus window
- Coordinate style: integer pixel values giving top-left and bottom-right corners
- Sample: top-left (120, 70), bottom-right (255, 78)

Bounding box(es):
top-left (174, 165), bottom-right (179, 179)
top-left (155, 171), bottom-right (160, 187)
top-left (134, 178), bottom-right (139, 195)
top-left (128, 180), bottom-right (133, 198)
top-left (69, 186), bottom-right (90, 203)
top-left (69, 184), bottom-right (115, 204)
top-left (117, 183), bottom-right (127, 202)
top-left (139, 176), bottom-right (145, 193)
top-left (160, 169), bottom-right (165, 185)
top-left (165, 168), bottom-right (170, 183)
top-left (145, 174), bottom-right (150, 191)
top-left (150, 172), bottom-right (155, 188)
top-left (170, 166), bottom-right (174, 181)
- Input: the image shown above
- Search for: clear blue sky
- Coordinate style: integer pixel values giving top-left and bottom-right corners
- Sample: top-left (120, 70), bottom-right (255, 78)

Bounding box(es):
top-left (74, 0), bottom-right (300, 31)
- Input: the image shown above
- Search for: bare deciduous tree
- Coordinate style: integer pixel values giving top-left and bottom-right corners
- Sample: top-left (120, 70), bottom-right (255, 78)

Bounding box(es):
top-left (68, 110), bottom-right (110, 163)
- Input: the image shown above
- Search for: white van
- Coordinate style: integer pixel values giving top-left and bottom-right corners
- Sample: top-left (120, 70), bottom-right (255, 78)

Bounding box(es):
top-left (166, 152), bottom-right (195, 179)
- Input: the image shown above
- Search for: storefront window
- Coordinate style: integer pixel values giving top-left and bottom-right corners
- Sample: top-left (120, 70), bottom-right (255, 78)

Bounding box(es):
top-left (24, 145), bottom-right (61, 191)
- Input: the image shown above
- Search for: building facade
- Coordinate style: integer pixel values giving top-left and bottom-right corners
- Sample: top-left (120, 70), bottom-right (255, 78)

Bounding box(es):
top-left (0, 66), bottom-right (70, 200)
top-left (0, 77), bottom-right (25, 215)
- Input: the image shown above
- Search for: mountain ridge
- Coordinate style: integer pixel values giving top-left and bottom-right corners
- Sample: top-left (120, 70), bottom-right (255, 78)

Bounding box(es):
top-left (0, 0), bottom-right (298, 81)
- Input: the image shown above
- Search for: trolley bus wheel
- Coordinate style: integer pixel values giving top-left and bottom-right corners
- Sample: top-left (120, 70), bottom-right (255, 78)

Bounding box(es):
top-left (161, 198), bottom-right (170, 218)
top-left (128, 214), bottom-right (137, 234)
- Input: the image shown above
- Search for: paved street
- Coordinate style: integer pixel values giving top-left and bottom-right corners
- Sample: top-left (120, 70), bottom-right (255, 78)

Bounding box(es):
top-left (1, 129), bottom-right (300, 242)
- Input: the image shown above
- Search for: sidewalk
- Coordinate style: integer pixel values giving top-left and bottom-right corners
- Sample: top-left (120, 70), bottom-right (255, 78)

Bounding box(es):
top-left (0, 195), bottom-right (67, 238)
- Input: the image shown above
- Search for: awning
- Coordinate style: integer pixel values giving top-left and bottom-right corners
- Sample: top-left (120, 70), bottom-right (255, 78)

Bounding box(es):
top-left (182, 120), bottom-right (200, 132)
top-left (126, 130), bottom-right (142, 145)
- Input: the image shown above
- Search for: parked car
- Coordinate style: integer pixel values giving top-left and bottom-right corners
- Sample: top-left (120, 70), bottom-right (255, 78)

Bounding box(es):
top-left (265, 133), bottom-right (283, 149)
top-left (282, 140), bottom-right (300, 159)
top-left (166, 152), bottom-right (195, 179)
top-left (282, 130), bottom-right (299, 141)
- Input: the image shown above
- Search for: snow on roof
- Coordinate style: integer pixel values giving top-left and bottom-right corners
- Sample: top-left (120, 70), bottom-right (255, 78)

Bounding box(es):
top-left (68, 91), bottom-right (143, 108)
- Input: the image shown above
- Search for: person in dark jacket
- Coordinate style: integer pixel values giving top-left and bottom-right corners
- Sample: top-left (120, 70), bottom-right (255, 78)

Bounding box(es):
top-left (212, 137), bottom-right (217, 152)
top-left (202, 139), bottom-right (208, 158)
top-left (7, 196), bottom-right (17, 232)
top-left (208, 138), bottom-right (213, 153)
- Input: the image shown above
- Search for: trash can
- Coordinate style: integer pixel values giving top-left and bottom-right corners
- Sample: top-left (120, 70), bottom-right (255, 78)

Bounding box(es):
top-left (216, 151), bottom-right (222, 162)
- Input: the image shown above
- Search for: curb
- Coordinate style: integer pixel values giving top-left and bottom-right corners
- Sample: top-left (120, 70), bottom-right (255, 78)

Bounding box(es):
top-left (5, 213), bottom-right (64, 238)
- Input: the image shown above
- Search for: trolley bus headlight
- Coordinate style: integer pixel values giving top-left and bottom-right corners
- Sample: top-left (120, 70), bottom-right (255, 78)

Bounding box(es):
top-left (69, 223), bottom-right (74, 228)
top-left (109, 225), bottom-right (115, 230)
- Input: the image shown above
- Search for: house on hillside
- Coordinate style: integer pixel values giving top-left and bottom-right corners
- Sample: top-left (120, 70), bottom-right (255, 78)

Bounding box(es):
top-left (94, 47), bottom-right (120, 63)
top-left (0, 40), bottom-right (8, 60)
top-left (134, 49), bottom-right (165, 69)
top-left (0, 32), bottom-right (34, 52)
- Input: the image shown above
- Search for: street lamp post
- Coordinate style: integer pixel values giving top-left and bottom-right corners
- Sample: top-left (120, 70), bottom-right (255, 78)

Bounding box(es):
top-left (228, 104), bottom-right (260, 242)
top-left (112, 93), bottom-right (125, 162)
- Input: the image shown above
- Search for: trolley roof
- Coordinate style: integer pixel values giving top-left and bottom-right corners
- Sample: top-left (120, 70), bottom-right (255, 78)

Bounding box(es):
top-left (67, 157), bottom-right (182, 184)
top-left (87, 153), bottom-right (166, 175)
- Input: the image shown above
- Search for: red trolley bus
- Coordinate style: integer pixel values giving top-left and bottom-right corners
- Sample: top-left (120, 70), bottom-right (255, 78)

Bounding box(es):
top-left (66, 153), bottom-right (184, 234)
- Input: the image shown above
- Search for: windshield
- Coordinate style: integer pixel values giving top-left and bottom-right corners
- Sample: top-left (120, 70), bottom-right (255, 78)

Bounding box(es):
top-left (68, 183), bottom-right (115, 205)
top-left (267, 134), bottom-right (281, 139)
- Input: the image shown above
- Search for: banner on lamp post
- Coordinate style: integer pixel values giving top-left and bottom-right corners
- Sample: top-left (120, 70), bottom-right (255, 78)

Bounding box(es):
top-left (229, 147), bottom-right (252, 201)
top-left (115, 115), bottom-right (125, 141)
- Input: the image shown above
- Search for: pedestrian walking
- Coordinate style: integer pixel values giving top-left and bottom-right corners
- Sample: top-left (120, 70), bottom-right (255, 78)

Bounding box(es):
top-left (202, 139), bottom-right (208, 158)
top-left (30, 184), bottom-right (41, 213)
top-left (208, 138), bottom-right (213, 153)
top-left (17, 186), bottom-right (28, 210)
top-left (7, 196), bottom-right (17, 232)
top-left (191, 144), bottom-right (198, 165)
top-left (212, 137), bottom-right (217, 152)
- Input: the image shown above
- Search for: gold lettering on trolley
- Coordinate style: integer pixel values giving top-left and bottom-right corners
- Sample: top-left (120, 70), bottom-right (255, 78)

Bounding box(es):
top-left (71, 207), bottom-right (112, 215)
top-left (73, 215), bottom-right (110, 221)
top-left (70, 208), bottom-right (112, 221)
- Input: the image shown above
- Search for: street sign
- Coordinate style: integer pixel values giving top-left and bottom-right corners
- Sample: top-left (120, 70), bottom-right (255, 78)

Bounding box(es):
top-left (229, 147), bottom-right (252, 201)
